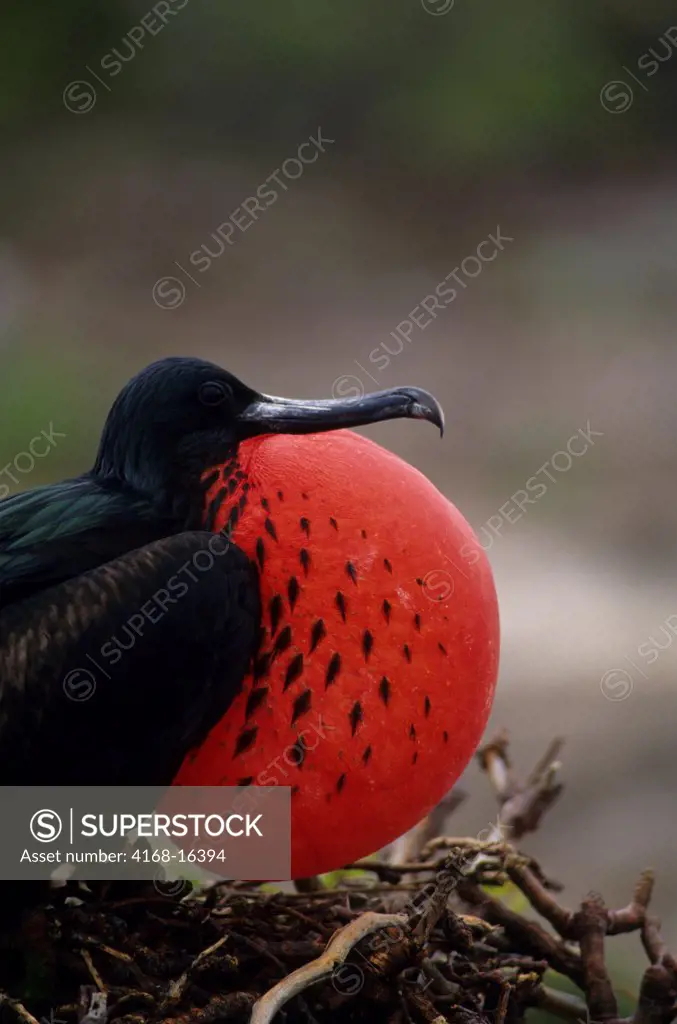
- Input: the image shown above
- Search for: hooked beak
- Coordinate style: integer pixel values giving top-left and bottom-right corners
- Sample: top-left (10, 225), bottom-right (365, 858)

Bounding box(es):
top-left (236, 386), bottom-right (445, 438)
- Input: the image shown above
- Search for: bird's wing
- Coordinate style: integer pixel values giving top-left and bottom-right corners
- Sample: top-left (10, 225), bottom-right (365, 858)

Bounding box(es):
top-left (0, 531), bottom-right (260, 786)
top-left (0, 477), bottom-right (175, 609)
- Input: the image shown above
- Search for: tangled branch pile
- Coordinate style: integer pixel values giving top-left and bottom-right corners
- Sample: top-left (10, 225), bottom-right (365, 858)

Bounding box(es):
top-left (1, 734), bottom-right (675, 1024)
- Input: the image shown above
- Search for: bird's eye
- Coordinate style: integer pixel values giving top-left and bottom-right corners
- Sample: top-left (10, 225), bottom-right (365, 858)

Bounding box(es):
top-left (199, 381), bottom-right (233, 407)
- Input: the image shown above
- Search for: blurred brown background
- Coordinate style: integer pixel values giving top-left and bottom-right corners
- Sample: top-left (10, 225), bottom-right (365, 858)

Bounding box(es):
top-left (2, 0), bottom-right (677, 985)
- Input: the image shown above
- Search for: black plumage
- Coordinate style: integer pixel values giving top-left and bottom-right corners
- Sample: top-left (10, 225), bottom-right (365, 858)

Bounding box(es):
top-left (0, 532), bottom-right (259, 785)
top-left (0, 358), bottom-right (265, 785)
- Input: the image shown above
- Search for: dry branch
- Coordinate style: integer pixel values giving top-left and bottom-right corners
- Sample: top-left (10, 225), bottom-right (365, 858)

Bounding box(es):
top-left (0, 733), bottom-right (674, 1024)
top-left (249, 912), bottom-right (407, 1023)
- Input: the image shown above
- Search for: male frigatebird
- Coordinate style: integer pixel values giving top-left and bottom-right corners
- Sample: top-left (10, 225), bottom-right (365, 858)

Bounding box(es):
top-left (0, 357), bottom-right (499, 877)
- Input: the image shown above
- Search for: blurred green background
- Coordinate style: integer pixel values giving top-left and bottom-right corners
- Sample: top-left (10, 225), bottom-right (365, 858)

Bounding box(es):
top-left (2, 0), bottom-right (677, 994)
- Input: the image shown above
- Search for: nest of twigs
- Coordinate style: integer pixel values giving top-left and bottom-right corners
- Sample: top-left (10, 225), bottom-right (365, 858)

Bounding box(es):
top-left (1, 734), bottom-right (675, 1024)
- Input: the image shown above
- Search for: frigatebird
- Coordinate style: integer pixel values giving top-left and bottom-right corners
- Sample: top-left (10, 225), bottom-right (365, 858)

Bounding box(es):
top-left (0, 357), bottom-right (449, 801)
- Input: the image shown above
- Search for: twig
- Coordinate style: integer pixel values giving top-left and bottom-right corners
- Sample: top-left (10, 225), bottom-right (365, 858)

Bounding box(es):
top-left (528, 738), bottom-right (566, 787)
top-left (343, 859), bottom-right (439, 881)
top-left (388, 789), bottom-right (467, 867)
top-left (506, 859), bottom-right (573, 935)
top-left (477, 730), bottom-right (564, 840)
top-left (279, 905), bottom-right (335, 937)
top-left (156, 993), bottom-right (254, 1024)
top-left (604, 871), bottom-right (654, 935)
top-left (0, 995), bottom-right (41, 1024)
top-left (412, 856), bottom-right (465, 943)
top-left (160, 936), bottom-right (228, 1011)
top-left (642, 917), bottom-right (671, 966)
top-left (73, 936), bottom-right (149, 988)
top-left (632, 964), bottom-right (677, 1024)
top-left (249, 912), bottom-right (407, 1024)
top-left (533, 985), bottom-right (589, 1021)
top-left (572, 892), bottom-right (618, 1022)
top-left (80, 950), bottom-right (106, 993)
top-left (477, 730), bottom-right (513, 801)
top-left (459, 880), bottom-right (584, 985)
top-left (419, 957), bottom-right (459, 997)
top-left (495, 982), bottom-right (511, 1024)
top-left (422, 838), bottom-right (506, 857)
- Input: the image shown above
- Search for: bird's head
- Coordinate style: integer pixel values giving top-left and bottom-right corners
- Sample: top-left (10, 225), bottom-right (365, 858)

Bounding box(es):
top-left (93, 356), bottom-right (444, 508)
